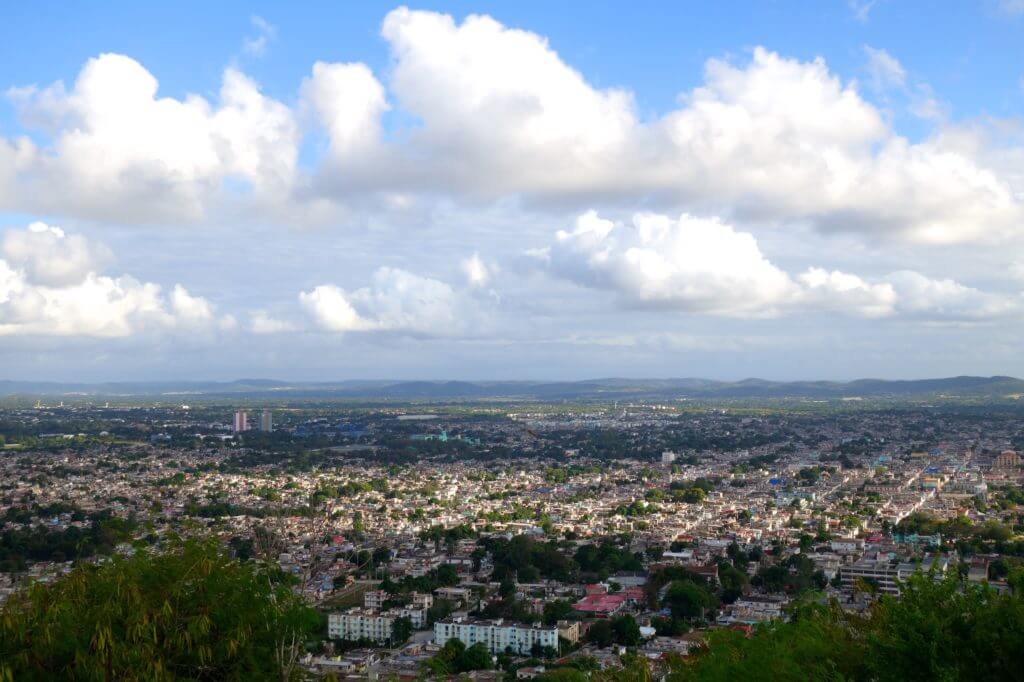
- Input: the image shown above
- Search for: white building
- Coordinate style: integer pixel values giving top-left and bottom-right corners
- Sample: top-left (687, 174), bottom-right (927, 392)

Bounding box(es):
top-left (232, 410), bottom-right (248, 433)
top-left (717, 596), bottom-right (788, 625)
top-left (364, 589), bottom-right (388, 610)
top-left (829, 538), bottom-right (865, 554)
top-left (434, 617), bottom-right (559, 655)
top-left (841, 554), bottom-right (951, 596)
top-left (328, 609), bottom-right (395, 643)
top-left (435, 586), bottom-right (473, 604)
top-left (409, 591), bottom-right (434, 609)
top-left (392, 606), bottom-right (428, 629)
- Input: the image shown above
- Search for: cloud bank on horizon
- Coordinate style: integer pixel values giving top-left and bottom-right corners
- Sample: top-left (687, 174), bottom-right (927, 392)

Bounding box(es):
top-left (1, 3), bottom-right (1023, 380)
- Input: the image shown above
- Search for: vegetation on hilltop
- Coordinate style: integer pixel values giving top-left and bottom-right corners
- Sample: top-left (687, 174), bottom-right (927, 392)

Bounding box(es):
top-left (669, 571), bottom-right (1024, 681)
top-left (0, 540), bottom-right (318, 681)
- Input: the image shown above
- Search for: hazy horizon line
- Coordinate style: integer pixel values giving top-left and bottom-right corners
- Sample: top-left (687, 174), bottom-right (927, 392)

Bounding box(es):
top-left (1, 374), bottom-right (1018, 385)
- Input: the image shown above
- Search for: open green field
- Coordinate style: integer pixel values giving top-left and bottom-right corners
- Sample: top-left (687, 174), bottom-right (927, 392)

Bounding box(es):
top-left (319, 580), bottom-right (380, 611)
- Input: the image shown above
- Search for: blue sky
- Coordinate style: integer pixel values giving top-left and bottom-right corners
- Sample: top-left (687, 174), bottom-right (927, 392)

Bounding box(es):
top-left (4, 1), bottom-right (1022, 119)
top-left (1, 2), bottom-right (1023, 381)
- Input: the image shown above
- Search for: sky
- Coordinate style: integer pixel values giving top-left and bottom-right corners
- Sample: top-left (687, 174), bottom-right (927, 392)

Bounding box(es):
top-left (1, 1), bottom-right (1024, 382)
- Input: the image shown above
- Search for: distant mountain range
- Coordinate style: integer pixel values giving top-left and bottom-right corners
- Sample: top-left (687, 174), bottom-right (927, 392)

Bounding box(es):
top-left (2, 375), bottom-right (1024, 401)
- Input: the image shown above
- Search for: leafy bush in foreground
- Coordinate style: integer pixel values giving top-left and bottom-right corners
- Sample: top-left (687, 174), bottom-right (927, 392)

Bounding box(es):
top-left (673, 571), bottom-right (1024, 681)
top-left (0, 539), bottom-right (318, 681)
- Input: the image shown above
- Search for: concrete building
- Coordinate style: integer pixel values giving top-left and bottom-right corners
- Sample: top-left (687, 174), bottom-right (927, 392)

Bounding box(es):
top-left (434, 617), bottom-right (559, 655)
top-left (841, 554), bottom-right (951, 595)
top-left (259, 409), bottom-right (273, 432)
top-left (232, 410), bottom-right (248, 433)
top-left (328, 609), bottom-right (396, 643)
top-left (841, 558), bottom-right (902, 595)
top-left (409, 591), bottom-right (433, 609)
top-left (556, 620), bottom-right (580, 644)
top-left (717, 596), bottom-right (788, 625)
top-left (391, 606), bottom-right (428, 628)
top-left (364, 589), bottom-right (388, 611)
top-left (995, 450), bottom-right (1020, 469)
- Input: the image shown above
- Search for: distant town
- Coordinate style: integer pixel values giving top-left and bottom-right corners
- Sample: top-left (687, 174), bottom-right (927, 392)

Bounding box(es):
top-left (1, 391), bottom-right (1021, 679)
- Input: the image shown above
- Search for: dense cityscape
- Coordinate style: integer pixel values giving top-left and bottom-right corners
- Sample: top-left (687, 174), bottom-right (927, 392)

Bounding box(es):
top-left (4, 1), bottom-right (1024, 679)
top-left (2, 389), bottom-right (1022, 678)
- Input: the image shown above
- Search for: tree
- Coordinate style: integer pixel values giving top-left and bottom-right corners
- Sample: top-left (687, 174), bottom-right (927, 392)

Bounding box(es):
top-left (435, 564), bottom-right (460, 586)
top-left (586, 619), bottom-right (614, 647)
top-left (673, 487), bottom-right (707, 504)
top-left (391, 616), bottom-right (413, 646)
top-left (717, 561), bottom-right (749, 604)
top-left (752, 555), bottom-right (825, 595)
top-left (611, 614), bottom-right (643, 646)
top-left (543, 599), bottom-right (575, 625)
top-left (518, 565), bottom-right (541, 583)
top-left (458, 642), bottom-right (493, 671)
top-left (425, 639), bottom-right (493, 675)
top-left (671, 573), bottom-right (1024, 681)
top-left (424, 639), bottom-right (464, 677)
top-left (664, 580), bottom-right (716, 622)
top-left (372, 546), bottom-right (392, 565)
top-left (0, 539), bottom-right (319, 681)
top-left (530, 642), bottom-right (558, 659)
top-left (427, 598), bottom-right (455, 625)
top-left (651, 615), bottom-right (687, 636)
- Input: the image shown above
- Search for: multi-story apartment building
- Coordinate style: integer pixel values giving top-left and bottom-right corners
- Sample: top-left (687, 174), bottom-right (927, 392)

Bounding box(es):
top-left (841, 558), bottom-right (902, 595)
top-left (409, 591), bottom-right (434, 609)
top-left (391, 606), bottom-right (428, 628)
top-left (328, 609), bottom-right (395, 643)
top-left (364, 590), bottom-right (388, 611)
top-left (434, 617), bottom-right (559, 655)
top-left (841, 554), bottom-right (951, 595)
top-left (717, 596), bottom-right (788, 625)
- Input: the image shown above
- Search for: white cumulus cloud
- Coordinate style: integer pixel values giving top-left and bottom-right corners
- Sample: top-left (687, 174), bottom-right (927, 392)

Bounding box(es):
top-left (547, 211), bottom-right (797, 316)
top-left (6, 54), bottom-right (298, 222)
top-left (0, 223), bottom-right (225, 337)
top-left (301, 62), bottom-right (389, 161)
top-left (539, 211), bottom-right (1019, 320)
top-left (2, 221), bottom-right (112, 286)
top-left (1, 12), bottom-right (1021, 245)
top-left (0, 3), bottom-right (1019, 274)
top-left (299, 267), bottom-right (475, 335)
top-left (296, 11), bottom-right (1024, 243)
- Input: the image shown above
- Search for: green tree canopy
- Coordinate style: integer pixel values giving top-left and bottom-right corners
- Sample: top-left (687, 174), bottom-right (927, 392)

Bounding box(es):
top-left (610, 614), bottom-right (643, 646)
top-left (424, 639), bottom-right (493, 676)
top-left (674, 572), bottom-right (1024, 681)
top-left (665, 580), bottom-right (717, 622)
top-left (0, 539), bottom-right (318, 681)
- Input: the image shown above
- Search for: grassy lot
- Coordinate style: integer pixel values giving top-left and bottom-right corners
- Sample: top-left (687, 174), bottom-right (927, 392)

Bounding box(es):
top-left (319, 580), bottom-right (379, 610)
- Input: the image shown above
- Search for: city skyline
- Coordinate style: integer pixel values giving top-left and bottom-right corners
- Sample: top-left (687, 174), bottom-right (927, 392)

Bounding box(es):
top-left (3, 2), bottom-right (1024, 381)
